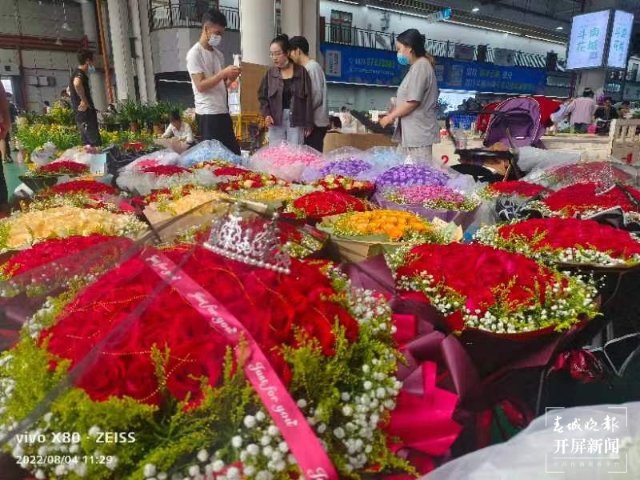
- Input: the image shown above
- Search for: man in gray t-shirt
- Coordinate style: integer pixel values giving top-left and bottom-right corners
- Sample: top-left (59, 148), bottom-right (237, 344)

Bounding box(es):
top-left (290, 36), bottom-right (330, 152)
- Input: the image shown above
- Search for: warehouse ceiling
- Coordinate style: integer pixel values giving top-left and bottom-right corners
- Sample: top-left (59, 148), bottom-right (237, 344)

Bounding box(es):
top-left (357, 0), bottom-right (640, 44)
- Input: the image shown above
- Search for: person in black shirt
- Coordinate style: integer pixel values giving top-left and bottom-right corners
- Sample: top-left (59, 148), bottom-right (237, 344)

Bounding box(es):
top-left (69, 49), bottom-right (102, 146)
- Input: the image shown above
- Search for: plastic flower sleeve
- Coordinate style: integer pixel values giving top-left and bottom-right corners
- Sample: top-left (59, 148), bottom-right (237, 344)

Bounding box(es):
top-left (300, 147), bottom-right (373, 183)
top-left (248, 142), bottom-right (324, 182)
top-left (178, 140), bottom-right (243, 167)
top-left (121, 149), bottom-right (181, 172)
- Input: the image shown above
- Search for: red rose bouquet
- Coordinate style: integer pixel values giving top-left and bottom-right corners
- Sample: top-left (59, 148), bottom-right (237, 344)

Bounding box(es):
top-left (35, 161), bottom-right (89, 176)
top-left (285, 191), bottom-right (369, 221)
top-left (0, 246), bottom-right (425, 479)
top-left (476, 217), bottom-right (640, 268)
top-left (390, 243), bottom-right (598, 334)
top-left (43, 180), bottom-right (118, 197)
top-left (538, 183), bottom-right (640, 217)
top-left (528, 161), bottom-right (636, 190)
top-left (0, 234), bottom-right (130, 279)
top-left (481, 180), bottom-right (548, 199)
top-left (140, 165), bottom-right (191, 176)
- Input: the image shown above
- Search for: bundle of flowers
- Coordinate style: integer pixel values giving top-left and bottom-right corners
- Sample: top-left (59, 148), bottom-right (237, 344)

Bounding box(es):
top-left (147, 187), bottom-right (226, 217)
top-left (390, 243), bottom-right (599, 334)
top-left (26, 180), bottom-right (130, 214)
top-left (0, 234), bottom-right (129, 279)
top-left (232, 185), bottom-right (314, 207)
top-left (218, 171), bottom-right (286, 193)
top-left (41, 180), bottom-right (118, 197)
top-left (381, 185), bottom-right (479, 212)
top-left (319, 159), bottom-right (373, 179)
top-left (529, 161), bottom-right (636, 189)
top-left (0, 206), bottom-right (147, 252)
top-left (34, 161), bottom-right (89, 176)
top-left (285, 191), bottom-right (369, 221)
top-left (312, 175), bottom-right (375, 197)
top-left (0, 246), bottom-right (415, 479)
top-left (375, 165), bottom-right (449, 189)
top-left (475, 217), bottom-right (640, 268)
top-left (319, 210), bottom-right (442, 243)
top-left (249, 144), bottom-right (323, 182)
top-left (140, 165), bottom-right (192, 176)
top-left (537, 182), bottom-right (640, 217)
top-left (116, 167), bottom-right (218, 196)
top-left (480, 181), bottom-right (548, 200)
top-left (212, 166), bottom-right (251, 177)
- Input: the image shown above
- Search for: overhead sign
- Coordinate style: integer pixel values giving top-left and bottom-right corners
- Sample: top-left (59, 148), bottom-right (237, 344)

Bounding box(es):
top-left (566, 10), bottom-right (610, 70)
top-left (607, 10), bottom-right (634, 69)
top-left (320, 43), bottom-right (546, 95)
top-left (425, 7), bottom-right (452, 23)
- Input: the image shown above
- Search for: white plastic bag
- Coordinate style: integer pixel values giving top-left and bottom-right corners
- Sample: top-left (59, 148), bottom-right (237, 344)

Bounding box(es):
top-left (31, 142), bottom-right (58, 167)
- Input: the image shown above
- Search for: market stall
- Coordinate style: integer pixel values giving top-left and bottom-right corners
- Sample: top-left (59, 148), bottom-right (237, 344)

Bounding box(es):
top-left (0, 132), bottom-right (639, 480)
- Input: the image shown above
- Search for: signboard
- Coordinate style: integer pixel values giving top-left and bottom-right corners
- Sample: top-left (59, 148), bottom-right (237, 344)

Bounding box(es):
top-left (321, 44), bottom-right (408, 86)
top-left (607, 10), bottom-right (634, 69)
top-left (566, 10), bottom-right (610, 70)
top-left (425, 7), bottom-right (452, 23)
top-left (440, 60), bottom-right (546, 94)
top-left (320, 43), bottom-right (546, 95)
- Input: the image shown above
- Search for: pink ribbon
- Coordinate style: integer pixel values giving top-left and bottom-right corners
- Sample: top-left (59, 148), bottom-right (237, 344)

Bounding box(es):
top-left (143, 251), bottom-right (338, 479)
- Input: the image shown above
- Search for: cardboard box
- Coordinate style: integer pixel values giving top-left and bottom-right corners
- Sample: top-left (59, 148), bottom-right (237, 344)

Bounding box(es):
top-left (324, 132), bottom-right (395, 153)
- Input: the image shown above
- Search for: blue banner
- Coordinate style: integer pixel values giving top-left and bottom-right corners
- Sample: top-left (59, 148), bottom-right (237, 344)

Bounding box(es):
top-left (321, 44), bottom-right (408, 86)
top-left (320, 43), bottom-right (546, 95)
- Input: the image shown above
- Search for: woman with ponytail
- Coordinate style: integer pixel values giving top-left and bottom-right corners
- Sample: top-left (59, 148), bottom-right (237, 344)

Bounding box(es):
top-left (379, 28), bottom-right (440, 165)
top-left (258, 34), bottom-right (314, 145)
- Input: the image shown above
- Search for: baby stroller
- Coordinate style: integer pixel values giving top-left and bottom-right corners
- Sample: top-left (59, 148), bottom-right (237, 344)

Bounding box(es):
top-left (447, 97), bottom-right (545, 181)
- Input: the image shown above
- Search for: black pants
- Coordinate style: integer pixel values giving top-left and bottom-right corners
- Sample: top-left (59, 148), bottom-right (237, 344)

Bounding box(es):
top-left (304, 126), bottom-right (328, 152)
top-left (197, 113), bottom-right (241, 155)
top-left (0, 161), bottom-right (7, 208)
top-left (76, 109), bottom-right (102, 146)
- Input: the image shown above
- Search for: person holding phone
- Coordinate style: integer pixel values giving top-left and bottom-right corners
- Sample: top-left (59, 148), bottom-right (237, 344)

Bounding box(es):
top-left (187, 8), bottom-right (241, 154)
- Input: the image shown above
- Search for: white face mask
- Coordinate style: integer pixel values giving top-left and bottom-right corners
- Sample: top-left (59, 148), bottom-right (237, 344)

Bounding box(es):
top-left (208, 34), bottom-right (222, 48)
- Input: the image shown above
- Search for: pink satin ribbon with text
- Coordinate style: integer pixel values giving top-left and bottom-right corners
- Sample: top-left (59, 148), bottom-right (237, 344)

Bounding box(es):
top-left (143, 251), bottom-right (338, 479)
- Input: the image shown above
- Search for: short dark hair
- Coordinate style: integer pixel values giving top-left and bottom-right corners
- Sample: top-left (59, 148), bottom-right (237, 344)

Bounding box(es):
top-left (170, 110), bottom-right (181, 122)
top-left (44, 101), bottom-right (50, 106)
top-left (622, 100), bottom-right (631, 106)
top-left (583, 88), bottom-right (594, 98)
top-left (77, 49), bottom-right (94, 65)
top-left (202, 9), bottom-right (227, 28)
top-left (289, 36), bottom-right (310, 55)
top-left (271, 34), bottom-right (290, 53)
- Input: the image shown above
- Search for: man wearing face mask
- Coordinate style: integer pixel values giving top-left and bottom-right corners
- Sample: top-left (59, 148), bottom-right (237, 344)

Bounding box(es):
top-left (186, 9), bottom-right (241, 154)
top-left (70, 49), bottom-right (102, 146)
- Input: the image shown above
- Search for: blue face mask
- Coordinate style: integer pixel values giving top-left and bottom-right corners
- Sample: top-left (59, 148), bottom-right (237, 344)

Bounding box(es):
top-left (88, 65), bottom-right (96, 74)
top-left (397, 53), bottom-right (410, 66)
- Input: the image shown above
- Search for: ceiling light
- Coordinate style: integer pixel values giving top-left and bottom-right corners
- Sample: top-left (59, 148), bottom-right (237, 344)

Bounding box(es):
top-left (556, 26), bottom-right (564, 30)
top-left (336, 0), bottom-right (360, 5)
top-left (472, 7), bottom-right (480, 13)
